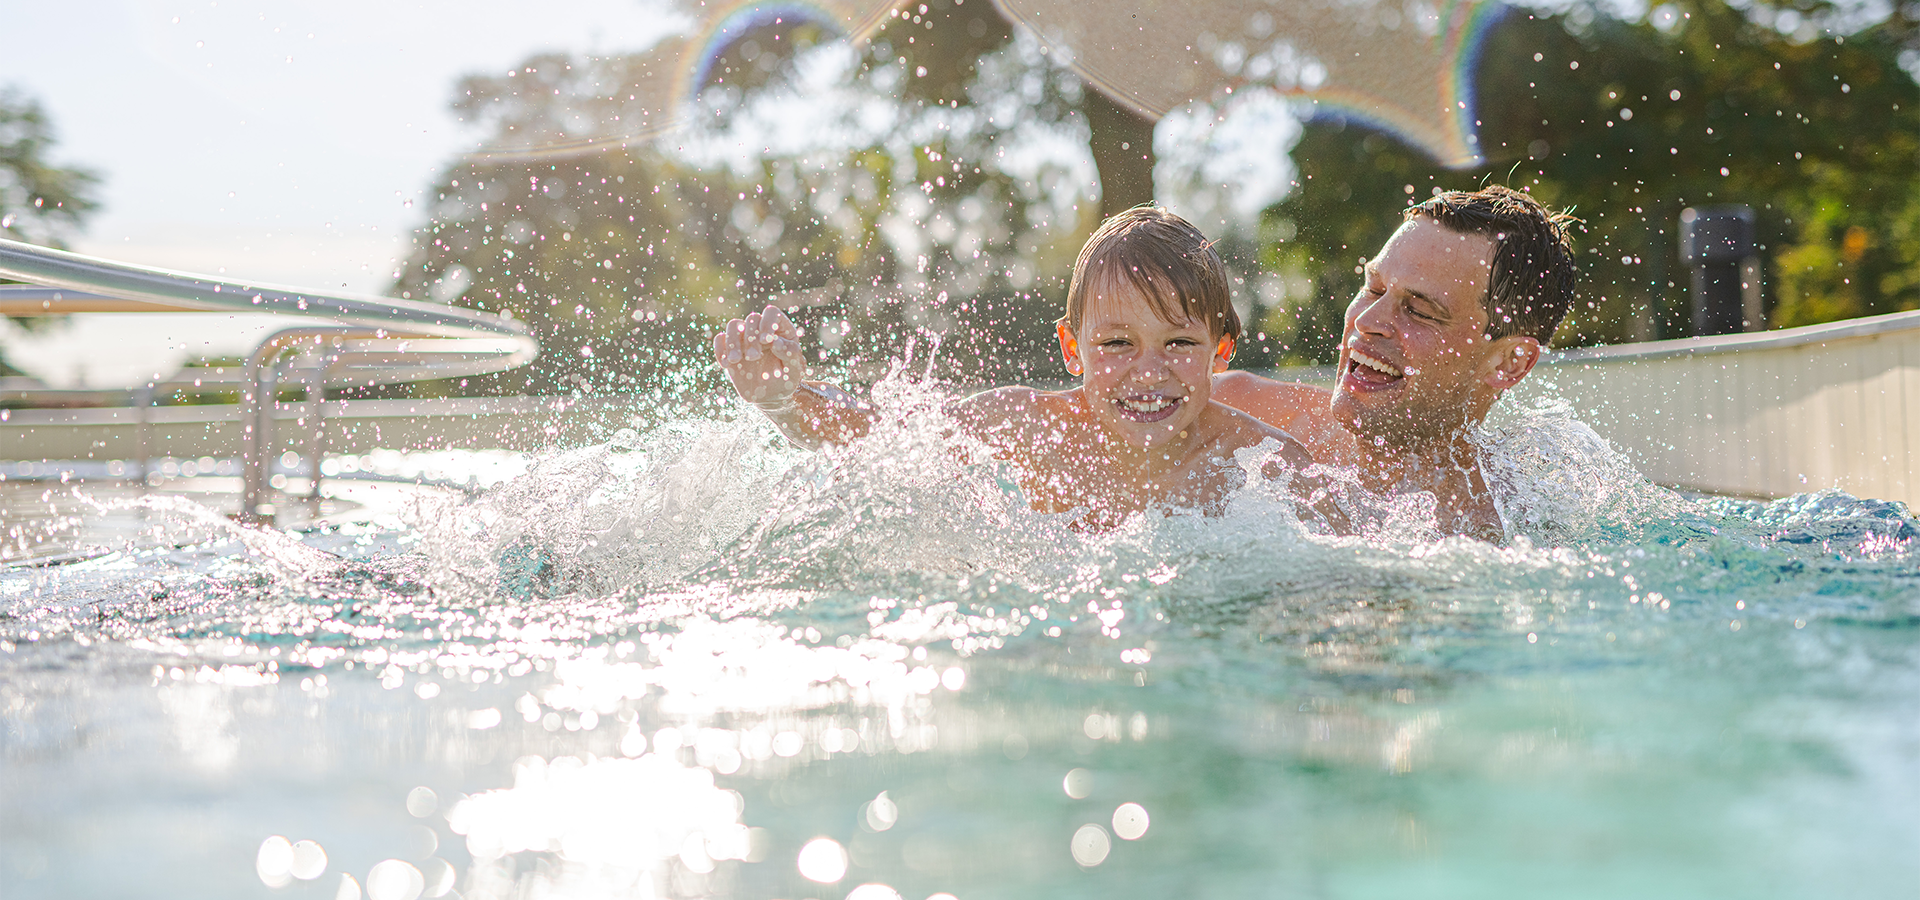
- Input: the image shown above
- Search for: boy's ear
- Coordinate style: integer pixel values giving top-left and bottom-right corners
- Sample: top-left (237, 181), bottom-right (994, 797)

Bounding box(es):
top-left (1057, 322), bottom-right (1084, 376)
top-left (1212, 334), bottom-right (1236, 374)
top-left (1482, 335), bottom-right (1540, 391)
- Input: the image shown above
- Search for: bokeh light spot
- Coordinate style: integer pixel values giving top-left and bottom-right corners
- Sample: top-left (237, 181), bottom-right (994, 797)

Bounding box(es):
top-left (1070, 824), bottom-right (1111, 866)
top-left (1063, 768), bottom-right (1092, 799)
top-left (798, 836), bottom-right (849, 883)
top-left (1112, 802), bottom-right (1150, 840)
top-left (256, 835), bottom-right (294, 887)
top-left (366, 859), bottom-right (425, 900)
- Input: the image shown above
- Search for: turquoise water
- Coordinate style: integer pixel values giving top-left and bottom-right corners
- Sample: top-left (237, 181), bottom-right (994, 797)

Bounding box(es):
top-left (4, 391), bottom-right (1919, 899)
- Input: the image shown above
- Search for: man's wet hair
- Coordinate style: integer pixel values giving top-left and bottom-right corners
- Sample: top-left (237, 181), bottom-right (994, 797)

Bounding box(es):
top-left (1061, 206), bottom-right (1239, 342)
top-left (1407, 185), bottom-right (1578, 343)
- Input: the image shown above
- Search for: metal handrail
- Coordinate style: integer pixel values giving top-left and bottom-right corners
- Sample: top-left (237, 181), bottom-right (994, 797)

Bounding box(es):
top-left (0, 242), bottom-right (531, 340)
top-left (0, 239), bottom-right (541, 522)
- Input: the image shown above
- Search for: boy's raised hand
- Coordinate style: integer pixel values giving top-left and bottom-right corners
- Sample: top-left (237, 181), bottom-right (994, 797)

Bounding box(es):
top-left (714, 304), bottom-right (807, 409)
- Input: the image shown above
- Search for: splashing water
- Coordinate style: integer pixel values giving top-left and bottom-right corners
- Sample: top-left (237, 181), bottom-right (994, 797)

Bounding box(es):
top-left (4, 380), bottom-right (1919, 899)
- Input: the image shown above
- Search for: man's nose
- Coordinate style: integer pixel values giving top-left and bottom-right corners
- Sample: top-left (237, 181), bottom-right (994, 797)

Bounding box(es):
top-left (1349, 294), bottom-right (1394, 336)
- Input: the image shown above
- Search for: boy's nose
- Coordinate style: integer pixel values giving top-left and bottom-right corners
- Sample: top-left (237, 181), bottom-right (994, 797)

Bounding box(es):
top-left (1128, 352), bottom-right (1171, 383)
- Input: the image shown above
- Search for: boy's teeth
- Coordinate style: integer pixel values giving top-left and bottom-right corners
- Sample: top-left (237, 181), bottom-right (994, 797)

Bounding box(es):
top-left (1118, 396), bottom-right (1175, 412)
top-left (1350, 350), bottom-right (1403, 378)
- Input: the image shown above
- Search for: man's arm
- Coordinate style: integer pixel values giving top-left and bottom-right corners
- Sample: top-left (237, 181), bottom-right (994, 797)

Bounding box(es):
top-left (714, 305), bottom-right (875, 449)
top-left (1211, 371), bottom-right (1357, 466)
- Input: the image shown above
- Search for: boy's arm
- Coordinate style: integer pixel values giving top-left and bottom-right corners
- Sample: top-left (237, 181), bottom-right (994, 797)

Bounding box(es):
top-left (714, 304), bottom-right (875, 449)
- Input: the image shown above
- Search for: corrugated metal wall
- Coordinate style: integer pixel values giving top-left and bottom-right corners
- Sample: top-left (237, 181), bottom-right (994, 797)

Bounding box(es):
top-left (1522, 311), bottom-right (1920, 505)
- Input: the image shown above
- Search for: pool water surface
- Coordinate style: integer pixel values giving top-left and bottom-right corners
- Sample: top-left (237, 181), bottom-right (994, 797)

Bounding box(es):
top-left (4, 397), bottom-right (1919, 900)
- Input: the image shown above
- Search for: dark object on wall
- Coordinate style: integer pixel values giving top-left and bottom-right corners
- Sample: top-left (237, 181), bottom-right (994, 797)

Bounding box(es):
top-left (1679, 205), bottom-right (1755, 337)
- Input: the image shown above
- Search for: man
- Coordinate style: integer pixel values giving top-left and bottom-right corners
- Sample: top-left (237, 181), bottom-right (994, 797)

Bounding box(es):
top-left (1213, 185), bottom-right (1578, 540)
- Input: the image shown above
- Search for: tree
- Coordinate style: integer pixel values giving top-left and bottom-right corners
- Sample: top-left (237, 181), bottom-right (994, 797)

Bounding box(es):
top-left (1254, 0), bottom-right (1920, 364)
top-left (391, 7), bottom-right (1111, 396)
top-left (1, 86), bottom-right (101, 378)
top-left (0, 87), bottom-right (98, 250)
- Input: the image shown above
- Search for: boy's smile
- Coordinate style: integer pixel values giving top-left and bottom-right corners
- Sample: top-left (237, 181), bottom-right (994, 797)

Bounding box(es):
top-left (1113, 392), bottom-right (1183, 422)
top-left (1060, 277), bottom-right (1232, 453)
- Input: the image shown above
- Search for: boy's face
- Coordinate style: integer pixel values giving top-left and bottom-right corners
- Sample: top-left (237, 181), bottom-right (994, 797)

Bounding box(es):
top-left (1058, 275), bottom-right (1234, 450)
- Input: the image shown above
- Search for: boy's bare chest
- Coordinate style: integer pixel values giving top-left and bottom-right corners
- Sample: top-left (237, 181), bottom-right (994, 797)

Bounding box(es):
top-left (1003, 436), bottom-right (1239, 518)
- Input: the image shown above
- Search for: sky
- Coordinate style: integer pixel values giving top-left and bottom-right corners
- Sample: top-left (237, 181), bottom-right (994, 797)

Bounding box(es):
top-left (0, 0), bottom-right (680, 387)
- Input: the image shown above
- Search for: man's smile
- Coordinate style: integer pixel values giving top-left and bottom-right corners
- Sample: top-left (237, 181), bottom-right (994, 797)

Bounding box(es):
top-left (1343, 347), bottom-right (1404, 390)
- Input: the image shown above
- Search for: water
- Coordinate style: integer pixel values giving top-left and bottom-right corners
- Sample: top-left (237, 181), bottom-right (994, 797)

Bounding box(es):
top-left (5, 387), bottom-right (1920, 900)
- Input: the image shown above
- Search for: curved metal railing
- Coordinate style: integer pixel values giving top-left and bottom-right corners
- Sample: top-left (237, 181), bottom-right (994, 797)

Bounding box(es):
top-left (0, 238), bottom-right (540, 521)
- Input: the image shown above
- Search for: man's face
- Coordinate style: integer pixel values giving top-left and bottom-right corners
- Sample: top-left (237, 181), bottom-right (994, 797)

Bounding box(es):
top-left (1331, 217), bottom-right (1512, 449)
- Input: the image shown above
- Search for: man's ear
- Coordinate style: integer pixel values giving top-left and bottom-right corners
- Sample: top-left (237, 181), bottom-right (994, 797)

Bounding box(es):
top-left (1483, 335), bottom-right (1541, 391)
top-left (1212, 334), bottom-right (1236, 374)
top-left (1057, 322), bottom-right (1084, 376)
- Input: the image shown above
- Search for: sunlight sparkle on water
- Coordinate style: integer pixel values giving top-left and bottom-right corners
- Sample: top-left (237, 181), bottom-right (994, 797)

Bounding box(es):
top-left (796, 836), bottom-right (849, 883)
top-left (450, 753), bottom-right (751, 868)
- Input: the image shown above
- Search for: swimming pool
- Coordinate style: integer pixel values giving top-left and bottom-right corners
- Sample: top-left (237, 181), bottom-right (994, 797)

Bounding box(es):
top-left (5, 388), bottom-right (1919, 900)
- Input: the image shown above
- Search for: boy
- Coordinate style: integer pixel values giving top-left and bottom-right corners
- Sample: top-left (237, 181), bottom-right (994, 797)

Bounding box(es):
top-left (713, 206), bottom-right (1330, 529)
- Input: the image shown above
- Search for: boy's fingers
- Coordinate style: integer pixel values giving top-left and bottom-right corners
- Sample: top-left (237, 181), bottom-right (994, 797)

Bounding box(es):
top-left (770, 336), bottom-right (804, 368)
top-left (774, 319), bottom-right (800, 342)
top-left (766, 306), bottom-right (798, 336)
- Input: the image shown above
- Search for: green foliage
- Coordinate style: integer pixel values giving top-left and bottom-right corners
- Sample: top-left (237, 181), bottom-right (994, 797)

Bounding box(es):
top-left (0, 87), bottom-right (98, 250)
top-left (0, 86), bottom-right (100, 373)
top-left (1259, 0), bottom-right (1920, 360)
top-left (393, 4), bottom-right (1104, 396)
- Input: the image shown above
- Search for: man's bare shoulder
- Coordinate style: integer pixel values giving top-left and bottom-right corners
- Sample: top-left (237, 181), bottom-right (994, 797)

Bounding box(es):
top-left (1210, 371), bottom-right (1356, 465)
top-left (1198, 400), bottom-right (1315, 467)
top-left (1212, 371), bottom-right (1333, 420)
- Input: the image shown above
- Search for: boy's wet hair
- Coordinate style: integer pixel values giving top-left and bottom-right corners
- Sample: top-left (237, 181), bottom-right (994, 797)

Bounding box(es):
top-left (1407, 185), bottom-right (1578, 343)
top-left (1061, 206), bottom-right (1239, 342)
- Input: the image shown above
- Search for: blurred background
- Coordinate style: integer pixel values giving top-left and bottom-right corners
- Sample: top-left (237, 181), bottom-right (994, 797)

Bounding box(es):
top-left (4, 0), bottom-right (1918, 398)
